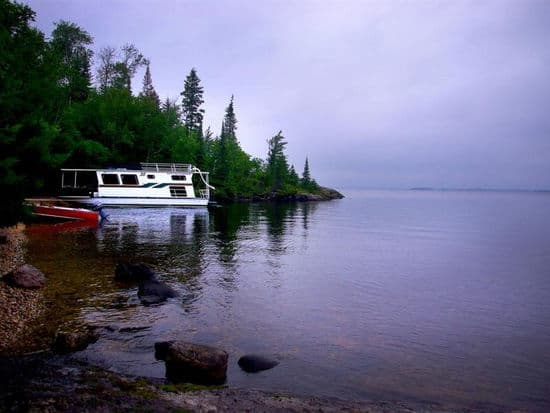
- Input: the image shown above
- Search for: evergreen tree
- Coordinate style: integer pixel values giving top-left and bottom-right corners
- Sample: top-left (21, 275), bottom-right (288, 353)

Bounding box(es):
top-left (221, 95), bottom-right (237, 142)
top-left (302, 157), bottom-right (311, 187)
top-left (300, 156), bottom-right (318, 190)
top-left (288, 164), bottom-right (299, 187)
top-left (266, 131), bottom-right (289, 192)
top-left (139, 63), bottom-right (160, 107)
top-left (216, 95), bottom-right (239, 183)
top-left (161, 97), bottom-right (180, 127)
top-left (180, 68), bottom-right (204, 134)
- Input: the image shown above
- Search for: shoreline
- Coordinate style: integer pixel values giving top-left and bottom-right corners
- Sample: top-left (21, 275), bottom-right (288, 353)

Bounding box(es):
top-left (0, 352), bottom-right (507, 413)
top-left (214, 186), bottom-right (345, 203)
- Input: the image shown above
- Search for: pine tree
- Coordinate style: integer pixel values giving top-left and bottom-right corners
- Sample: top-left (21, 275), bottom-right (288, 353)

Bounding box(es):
top-left (216, 96), bottom-right (239, 182)
top-left (221, 95), bottom-right (237, 142)
top-left (140, 63), bottom-right (160, 107)
top-left (288, 164), bottom-right (299, 187)
top-left (266, 131), bottom-right (289, 192)
top-left (161, 97), bottom-right (180, 127)
top-left (180, 68), bottom-right (204, 134)
top-left (301, 157), bottom-right (318, 191)
top-left (302, 157), bottom-right (311, 187)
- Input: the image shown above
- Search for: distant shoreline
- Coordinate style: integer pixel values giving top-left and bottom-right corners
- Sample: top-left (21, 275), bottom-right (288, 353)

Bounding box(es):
top-left (409, 187), bottom-right (550, 193)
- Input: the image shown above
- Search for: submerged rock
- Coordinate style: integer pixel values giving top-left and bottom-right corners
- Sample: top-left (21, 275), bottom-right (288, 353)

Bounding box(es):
top-left (114, 262), bottom-right (178, 305)
top-left (115, 262), bottom-right (156, 281)
top-left (138, 279), bottom-right (178, 305)
top-left (155, 340), bottom-right (228, 385)
top-left (53, 325), bottom-right (99, 354)
top-left (238, 354), bottom-right (279, 373)
top-left (3, 264), bottom-right (46, 289)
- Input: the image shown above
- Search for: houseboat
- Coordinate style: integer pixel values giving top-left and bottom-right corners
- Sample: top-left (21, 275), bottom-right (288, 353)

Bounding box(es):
top-left (59, 163), bottom-right (214, 207)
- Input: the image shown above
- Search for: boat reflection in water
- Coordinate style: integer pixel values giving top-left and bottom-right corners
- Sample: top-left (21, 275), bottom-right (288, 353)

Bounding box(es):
top-left (96, 207), bottom-right (209, 252)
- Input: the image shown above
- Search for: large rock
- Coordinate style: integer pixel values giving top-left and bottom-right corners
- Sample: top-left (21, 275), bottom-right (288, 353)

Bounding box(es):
top-left (238, 354), bottom-right (279, 373)
top-left (155, 341), bottom-right (228, 385)
top-left (3, 264), bottom-right (46, 289)
top-left (53, 325), bottom-right (99, 354)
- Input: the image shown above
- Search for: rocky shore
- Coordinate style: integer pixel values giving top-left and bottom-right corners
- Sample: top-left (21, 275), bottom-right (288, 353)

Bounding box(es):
top-left (0, 225), bottom-right (45, 355)
top-left (1, 352), bottom-right (506, 413)
top-left (222, 186), bottom-right (345, 203)
top-left (0, 225), bottom-right (515, 412)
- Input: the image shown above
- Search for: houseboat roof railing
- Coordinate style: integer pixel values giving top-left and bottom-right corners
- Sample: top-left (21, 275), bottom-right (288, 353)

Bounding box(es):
top-left (140, 163), bottom-right (193, 173)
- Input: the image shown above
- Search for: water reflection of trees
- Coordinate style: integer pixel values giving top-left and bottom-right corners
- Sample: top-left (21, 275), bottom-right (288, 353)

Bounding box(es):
top-left (211, 203), bottom-right (250, 264)
top-left (212, 202), bottom-right (318, 262)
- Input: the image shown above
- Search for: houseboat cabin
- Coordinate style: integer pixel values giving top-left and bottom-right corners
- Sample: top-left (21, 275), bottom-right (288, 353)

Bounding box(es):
top-left (59, 163), bottom-right (214, 207)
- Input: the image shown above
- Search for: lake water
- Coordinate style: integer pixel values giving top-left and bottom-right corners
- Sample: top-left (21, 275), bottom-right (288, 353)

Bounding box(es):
top-left (25, 190), bottom-right (550, 411)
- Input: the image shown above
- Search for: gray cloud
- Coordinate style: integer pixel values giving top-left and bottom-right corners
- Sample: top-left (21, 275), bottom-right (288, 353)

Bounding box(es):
top-left (25, 0), bottom-right (550, 189)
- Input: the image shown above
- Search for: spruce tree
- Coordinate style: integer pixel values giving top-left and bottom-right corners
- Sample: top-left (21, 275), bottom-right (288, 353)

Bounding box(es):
top-left (266, 131), bottom-right (289, 192)
top-left (302, 157), bottom-right (311, 188)
top-left (140, 63), bottom-right (160, 107)
top-left (180, 68), bottom-right (204, 134)
top-left (301, 157), bottom-right (318, 191)
top-left (216, 96), bottom-right (239, 182)
top-left (221, 95), bottom-right (237, 142)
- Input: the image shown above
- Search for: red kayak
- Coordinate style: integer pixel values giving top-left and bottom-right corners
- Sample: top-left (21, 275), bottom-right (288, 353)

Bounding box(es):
top-left (33, 205), bottom-right (101, 223)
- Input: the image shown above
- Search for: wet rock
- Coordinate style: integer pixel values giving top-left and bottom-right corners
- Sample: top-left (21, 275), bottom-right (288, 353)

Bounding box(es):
top-left (115, 262), bottom-right (178, 305)
top-left (53, 325), bottom-right (99, 354)
top-left (155, 340), bottom-right (228, 385)
top-left (115, 262), bottom-right (156, 281)
top-left (238, 354), bottom-right (279, 373)
top-left (3, 264), bottom-right (46, 289)
top-left (138, 279), bottom-right (178, 305)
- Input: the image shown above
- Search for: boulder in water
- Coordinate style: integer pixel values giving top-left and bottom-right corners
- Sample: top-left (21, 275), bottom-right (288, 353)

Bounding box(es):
top-left (155, 340), bottom-right (228, 384)
top-left (53, 325), bottom-right (99, 354)
top-left (238, 354), bottom-right (279, 373)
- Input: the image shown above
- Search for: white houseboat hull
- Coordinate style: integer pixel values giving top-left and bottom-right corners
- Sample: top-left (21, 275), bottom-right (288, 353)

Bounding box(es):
top-left (60, 196), bottom-right (209, 207)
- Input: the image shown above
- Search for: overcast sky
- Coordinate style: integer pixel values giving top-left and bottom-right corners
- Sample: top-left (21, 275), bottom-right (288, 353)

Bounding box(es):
top-left (23, 0), bottom-right (550, 190)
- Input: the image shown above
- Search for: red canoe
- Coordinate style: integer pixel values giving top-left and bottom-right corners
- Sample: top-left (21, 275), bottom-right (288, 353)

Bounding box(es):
top-left (33, 205), bottom-right (100, 223)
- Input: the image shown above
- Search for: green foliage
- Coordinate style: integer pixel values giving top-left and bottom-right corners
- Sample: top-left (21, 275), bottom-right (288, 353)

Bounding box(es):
top-left (139, 63), bottom-right (160, 108)
top-left (50, 20), bottom-right (93, 103)
top-left (266, 131), bottom-right (289, 192)
top-left (0, 0), bottom-right (62, 225)
top-left (300, 157), bottom-right (318, 191)
top-left (1, 0), bottom-right (326, 224)
top-left (180, 68), bottom-right (204, 134)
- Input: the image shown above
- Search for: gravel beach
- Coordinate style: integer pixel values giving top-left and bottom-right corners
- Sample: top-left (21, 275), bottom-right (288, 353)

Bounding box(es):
top-left (0, 225), bottom-right (45, 355)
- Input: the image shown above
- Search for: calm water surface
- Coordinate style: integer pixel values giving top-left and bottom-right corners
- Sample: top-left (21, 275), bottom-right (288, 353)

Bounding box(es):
top-left (26, 190), bottom-right (550, 410)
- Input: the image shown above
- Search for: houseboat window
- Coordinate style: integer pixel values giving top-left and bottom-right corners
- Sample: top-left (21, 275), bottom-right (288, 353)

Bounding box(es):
top-left (169, 186), bottom-right (188, 198)
top-left (171, 175), bottom-right (186, 181)
top-left (121, 174), bottom-right (139, 185)
top-left (147, 174), bottom-right (155, 179)
top-left (102, 174), bottom-right (119, 185)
